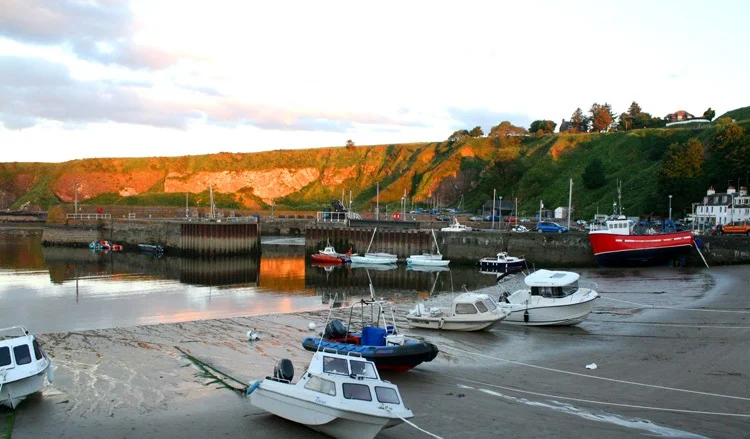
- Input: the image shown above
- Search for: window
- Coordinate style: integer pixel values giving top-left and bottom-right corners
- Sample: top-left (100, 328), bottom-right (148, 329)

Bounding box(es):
top-left (484, 298), bottom-right (497, 311)
top-left (33, 339), bottom-right (43, 360)
top-left (475, 301), bottom-right (489, 313)
top-left (304, 375), bottom-right (336, 396)
top-left (343, 383), bottom-right (372, 401)
top-left (0, 347), bottom-right (10, 367)
top-left (13, 344), bottom-right (32, 365)
top-left (560, 281), bottom-right (579, 297)
top-left (375, 386), bottom-right (400, 404)
top-left (323, 357), bottom-right (349, 375)
top-left (455, 303), bottom-right (478, 314)
top-left (349, 360), bottom-right (377, 379)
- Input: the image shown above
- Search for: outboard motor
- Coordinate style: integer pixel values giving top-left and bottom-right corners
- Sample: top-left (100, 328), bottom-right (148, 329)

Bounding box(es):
top-left (324, 319), bottom-right (348, 339)
top-left (273, 359), bottom-right (294, 382)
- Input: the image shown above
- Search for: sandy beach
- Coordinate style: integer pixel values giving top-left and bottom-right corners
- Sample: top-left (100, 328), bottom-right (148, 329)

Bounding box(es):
top-left (8, 266), bottom-right (750, 438)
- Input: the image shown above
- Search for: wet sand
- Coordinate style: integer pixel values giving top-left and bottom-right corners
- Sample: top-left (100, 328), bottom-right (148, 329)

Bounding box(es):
top-left (9, 266), bottom-right (750, 438)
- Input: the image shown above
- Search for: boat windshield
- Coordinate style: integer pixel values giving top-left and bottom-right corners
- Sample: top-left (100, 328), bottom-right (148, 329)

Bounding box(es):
top-left (0, 346), bottom-right (10, 367)
top-left (323, 356), bottom-right (349, 375)
top-left (350, 360), bottom-right (378, 379)
top-left (475, 301), bottom-right (489, 313)
top-left (484, 298), bottom-right (497, 311)
top-left (532, 282), bottom-right (579, 298)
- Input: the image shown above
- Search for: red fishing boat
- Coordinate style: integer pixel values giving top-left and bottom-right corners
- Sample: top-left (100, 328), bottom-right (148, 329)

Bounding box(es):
top-left (311, 253), bottom-right (343, 264)
top-left (588, 216), bottom-right (695, 267)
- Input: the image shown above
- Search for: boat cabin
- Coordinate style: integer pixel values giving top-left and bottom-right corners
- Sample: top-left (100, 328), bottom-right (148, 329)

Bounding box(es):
top-left (589, 215), bottom-right (631, 235)
top-left (450, 293), bottom-right (500, 316)
top-left (0, 326), bottom-right (49, 381)
top-left (524, 270), bottom-right (581, 298)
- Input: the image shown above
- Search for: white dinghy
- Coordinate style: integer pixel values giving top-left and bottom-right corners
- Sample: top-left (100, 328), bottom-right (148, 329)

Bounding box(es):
top-left (350, 228), bottom-right (399, 265)
top-left (406, 292), bottom-right (510, 331)
top-left (0, 325), bottom-right (55, 409)
top-left (498, 269), bottom-right (599, 325)
top-left (407, 229), bottom-right (450, 267)
top-left (247, 349), bottom-right (414, 439)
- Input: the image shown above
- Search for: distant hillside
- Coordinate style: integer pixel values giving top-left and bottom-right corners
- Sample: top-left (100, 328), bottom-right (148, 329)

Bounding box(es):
top-left (2, 108), bottom-right (749, 220)
top-left (718, 105), bottom-right (750, 122)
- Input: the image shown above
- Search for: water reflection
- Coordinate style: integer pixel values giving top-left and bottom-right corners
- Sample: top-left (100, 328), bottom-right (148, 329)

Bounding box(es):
top-left (42, 246), bottom-right (260, 287)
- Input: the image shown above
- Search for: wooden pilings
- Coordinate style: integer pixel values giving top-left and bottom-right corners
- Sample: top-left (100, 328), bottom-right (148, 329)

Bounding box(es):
top-left (180, 222), bottom-right (261, 256)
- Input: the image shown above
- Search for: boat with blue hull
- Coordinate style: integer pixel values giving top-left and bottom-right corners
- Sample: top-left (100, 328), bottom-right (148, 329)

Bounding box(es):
top-left (302, 292), bottom-right (439, 373)
top-left (301, 336), bottom-right (438, 373)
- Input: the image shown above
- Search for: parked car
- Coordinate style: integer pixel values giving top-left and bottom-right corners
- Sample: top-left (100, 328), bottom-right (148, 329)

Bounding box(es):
top-left (468, 216), bottom-right (483, 222)
top-left (504, 217), bottom-right (518, 223)
top-left (519, 218), bottom-right (531, 223)
top-left (536, 221), bottom-right (568, 233)
top-left (484, 215), bottom-right (501, 222)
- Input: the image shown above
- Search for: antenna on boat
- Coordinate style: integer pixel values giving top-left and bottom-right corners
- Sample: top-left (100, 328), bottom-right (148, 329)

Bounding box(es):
top-left (316, 293), bottom-right (339, 354)
top-left (431, 229), bottom-right (441, 255)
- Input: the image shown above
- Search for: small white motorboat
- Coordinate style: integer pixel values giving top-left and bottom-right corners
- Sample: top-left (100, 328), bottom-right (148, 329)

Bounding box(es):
top-left (0, 326), bottom-right (55, 409)
top-left (498, 269), bottom-right (599, 325)
top-left (408, 229), bottom-right (450, 266)
top-left (440, 217), bottom-right (472, 232)
top-left (247, 350), bottom-right (414, 439)
top-left (406, 292), bottom-right (510, 331)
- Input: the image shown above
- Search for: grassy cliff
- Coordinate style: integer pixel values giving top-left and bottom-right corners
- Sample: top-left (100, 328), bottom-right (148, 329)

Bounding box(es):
top-left (2, 110), bottom-right (749, 220)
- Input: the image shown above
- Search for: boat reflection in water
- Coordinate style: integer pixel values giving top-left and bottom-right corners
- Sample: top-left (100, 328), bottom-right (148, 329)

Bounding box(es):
top-left (306, 260), bottom-right (498, 305)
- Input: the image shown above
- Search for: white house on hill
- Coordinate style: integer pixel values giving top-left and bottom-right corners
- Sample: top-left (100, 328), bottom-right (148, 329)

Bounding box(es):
top-left (695, 186), bottom-right (750, 225)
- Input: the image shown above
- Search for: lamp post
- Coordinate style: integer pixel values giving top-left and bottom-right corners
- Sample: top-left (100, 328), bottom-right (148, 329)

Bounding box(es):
top-left (539, 200), bottom-right (543, 222)
top-left (668, 195), bottom-right (672, 220)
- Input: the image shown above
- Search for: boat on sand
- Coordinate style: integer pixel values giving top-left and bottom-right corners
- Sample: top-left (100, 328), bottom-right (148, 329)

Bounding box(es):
top-left (247, 350), bottom-right (413, 439)
top-left (0, 325), bottom-right (55, 409)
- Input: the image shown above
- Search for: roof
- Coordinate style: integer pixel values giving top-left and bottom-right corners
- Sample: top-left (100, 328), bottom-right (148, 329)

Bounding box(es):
top-left (524, 269), bottom-right (580, 287)
top-left (454, 292), bottom-right (491, 303)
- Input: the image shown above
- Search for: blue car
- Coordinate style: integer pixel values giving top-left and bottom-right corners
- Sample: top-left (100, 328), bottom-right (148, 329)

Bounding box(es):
top-left (536, 221), bottom-right (568, 233)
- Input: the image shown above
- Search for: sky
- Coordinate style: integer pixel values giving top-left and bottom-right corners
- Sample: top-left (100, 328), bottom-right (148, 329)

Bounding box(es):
top-left (0, 0), bottom-right (748, 163)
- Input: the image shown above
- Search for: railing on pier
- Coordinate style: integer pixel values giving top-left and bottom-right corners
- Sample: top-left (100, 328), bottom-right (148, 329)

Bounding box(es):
top-left (316, 211), bottom-right (361, 223)
top-left (66, 213), bottom-right (112, 220)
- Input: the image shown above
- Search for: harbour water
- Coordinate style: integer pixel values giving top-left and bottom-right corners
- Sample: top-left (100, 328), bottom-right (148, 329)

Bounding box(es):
top-left (0, 233), bottom-right (501, 333)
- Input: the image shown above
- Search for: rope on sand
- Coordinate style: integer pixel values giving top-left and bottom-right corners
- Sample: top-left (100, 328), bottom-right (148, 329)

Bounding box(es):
top-left (444, 346), bottom-right (750, 402)
top-left (444, 374), bottom-right (750, 418)
top-left (600, 296), bottom-right (750, 314)
top-left (175, 346), bottom-right (248, 394)
top-left (379, 404), bottom-right (443, 438)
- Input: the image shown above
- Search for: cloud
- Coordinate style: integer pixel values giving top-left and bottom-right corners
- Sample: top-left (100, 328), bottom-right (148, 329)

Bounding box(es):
top-left (446, 107), bottom-right (531, 132)
top-left (0, 56), bottom-right (429, 133)
top-left (0, 56), bottom-right (197, 129)
top-left (0, 0), bottom-right (181, 70)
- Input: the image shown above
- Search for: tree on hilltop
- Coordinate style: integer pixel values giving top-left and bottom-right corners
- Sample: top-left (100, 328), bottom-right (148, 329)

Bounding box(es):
top-left (590, 103), bottom-right (616, 132)
top-left (469, 126), bottom-right (484, 137)
top-left (568, 108), bottom-right (587, 132)
top-left (345, 139), bottom-right (355, 150)
top-left (529, 120), bottom-right (556, 135)
top-left (447, 129), bottom-right (470, 142)
top-left (703, 107), bottom-right (716, 121)
top-left (488, 121), bottom-right (527, 137)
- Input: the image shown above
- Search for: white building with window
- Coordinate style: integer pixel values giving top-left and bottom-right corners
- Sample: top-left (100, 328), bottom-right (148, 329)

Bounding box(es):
top-left (695, 186), bottom-right (750, 225)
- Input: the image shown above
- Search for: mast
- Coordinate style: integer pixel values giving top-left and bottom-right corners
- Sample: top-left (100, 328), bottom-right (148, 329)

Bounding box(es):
top-left (567, 178), bottom-right (573, 230)
top-left (431, 229), bottom-right (441, 255)
top-left (365, 227), bottom-right (377, 254)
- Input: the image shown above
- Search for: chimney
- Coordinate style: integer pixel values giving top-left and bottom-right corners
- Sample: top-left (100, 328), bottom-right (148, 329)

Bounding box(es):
top-left (727, 186), bottom-right (736, 195)
top-left (707, 186), bottom-right (715, 196)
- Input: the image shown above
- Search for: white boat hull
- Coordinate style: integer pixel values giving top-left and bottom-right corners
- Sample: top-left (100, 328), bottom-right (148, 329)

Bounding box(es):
top-left (499, 292), bottom-right (598, 326)
top-left (350, 255), bottom-right (397, 264)
top-left (406, 258), bottom-right (450, 266)
top-left (0, 366), bottom-right (50, 409)
top-left (250, 383), bottom-right (403, 439)
top-left (406, 314), bottom-right (504, 331)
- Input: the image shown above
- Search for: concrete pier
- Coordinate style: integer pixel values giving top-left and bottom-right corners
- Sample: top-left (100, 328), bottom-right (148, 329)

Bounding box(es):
top-left (305, 225), bottom-right (750, 267)
top-left (42, 218), bottom-right (261, 255)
